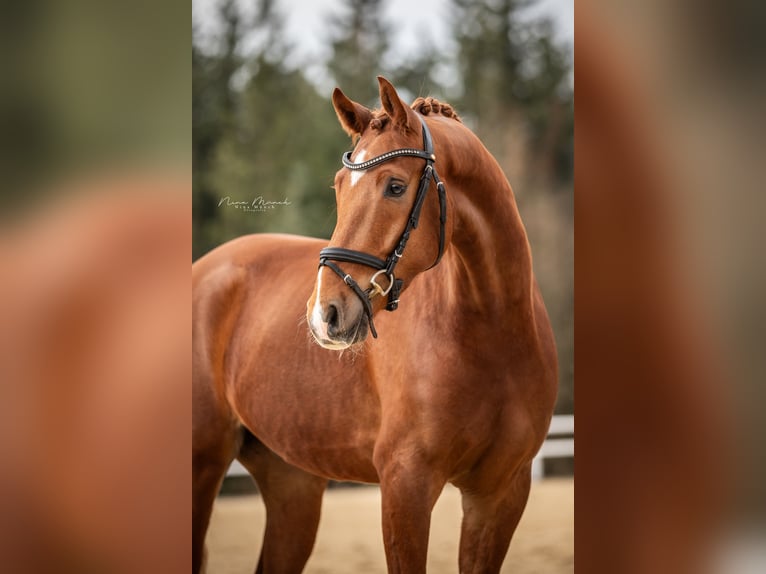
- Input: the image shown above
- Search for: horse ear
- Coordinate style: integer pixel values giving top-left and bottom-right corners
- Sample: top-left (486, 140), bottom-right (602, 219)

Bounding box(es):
top-left (378, 76), bottom-right (414, 130)
top-left (332, 88), bottom-right (372, 138)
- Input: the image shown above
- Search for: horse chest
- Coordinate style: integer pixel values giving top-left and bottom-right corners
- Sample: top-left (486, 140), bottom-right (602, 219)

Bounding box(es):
top-left (232, 366), bottom-right (381, 481)
top-left (235, 360), bottom-right (512, 482)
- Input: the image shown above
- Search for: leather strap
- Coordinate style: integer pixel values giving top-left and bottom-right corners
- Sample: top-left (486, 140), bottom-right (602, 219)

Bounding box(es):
top-left (429, 173), bottom-right (447, 269)
top-left (342, 148), bottom-right (435, 170)
top-left (319, 247), bottom-right (386, 270)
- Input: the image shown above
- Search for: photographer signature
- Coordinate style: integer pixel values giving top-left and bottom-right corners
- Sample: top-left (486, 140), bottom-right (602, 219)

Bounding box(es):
top-left (218, 196), bottom-right (292, 212)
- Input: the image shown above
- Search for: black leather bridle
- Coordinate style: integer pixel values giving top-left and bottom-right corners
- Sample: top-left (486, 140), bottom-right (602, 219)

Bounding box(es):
top-left (318, 115), bottom-right (447, 339)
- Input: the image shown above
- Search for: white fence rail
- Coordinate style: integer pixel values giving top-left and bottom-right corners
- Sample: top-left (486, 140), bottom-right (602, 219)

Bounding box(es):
top-left (532, 414), bottom-right (574, 480)
top-left (227, 459), bottom-right (249, 477)
top-left (226, 414), bottom-right (574, 480)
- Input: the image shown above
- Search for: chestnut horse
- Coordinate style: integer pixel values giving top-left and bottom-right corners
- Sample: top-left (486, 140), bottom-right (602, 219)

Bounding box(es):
top-left (192, 77), bottom-right (557, 574)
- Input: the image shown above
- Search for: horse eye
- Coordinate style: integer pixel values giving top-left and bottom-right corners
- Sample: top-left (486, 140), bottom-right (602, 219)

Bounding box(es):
top-left (386, 181), bottom-right (406, 197)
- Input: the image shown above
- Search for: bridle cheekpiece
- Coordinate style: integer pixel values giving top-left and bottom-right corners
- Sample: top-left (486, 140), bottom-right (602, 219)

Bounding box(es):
top-left (318, 115), bottom-right (447, 339)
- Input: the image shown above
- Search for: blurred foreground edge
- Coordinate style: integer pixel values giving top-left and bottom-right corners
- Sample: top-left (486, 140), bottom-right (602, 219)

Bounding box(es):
top-left (0, 173), bottom-right (190, 573)
top-left (574, 3), bottom-right (746, 574)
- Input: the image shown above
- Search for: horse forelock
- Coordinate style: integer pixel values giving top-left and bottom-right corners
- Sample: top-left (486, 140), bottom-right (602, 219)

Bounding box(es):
top-left (367, 110), bottom-right (391, 133)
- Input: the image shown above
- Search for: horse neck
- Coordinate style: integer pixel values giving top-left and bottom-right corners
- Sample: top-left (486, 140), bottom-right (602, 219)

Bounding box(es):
top-left (435, 133), bottom-right (534, 321)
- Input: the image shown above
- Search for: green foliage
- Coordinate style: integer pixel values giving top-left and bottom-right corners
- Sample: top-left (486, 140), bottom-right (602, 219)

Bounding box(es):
top-left (193, 0), bottom-right (350, 258)
top-left (192, 41), bottom-right (226, 258)
top-left (192, 0), bottom-right (243, 258)
top-left (453, 0), bottom-right (532, 116)
top-left (208, 60), bottom-right (346, 243)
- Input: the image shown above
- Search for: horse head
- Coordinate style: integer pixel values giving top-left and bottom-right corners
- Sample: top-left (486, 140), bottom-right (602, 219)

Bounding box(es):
top-left (307, 77), bottom-right (451, 349)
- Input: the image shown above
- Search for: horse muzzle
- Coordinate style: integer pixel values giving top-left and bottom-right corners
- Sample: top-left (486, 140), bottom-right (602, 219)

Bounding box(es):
top-left (308, 298), bottom-right (369, 350)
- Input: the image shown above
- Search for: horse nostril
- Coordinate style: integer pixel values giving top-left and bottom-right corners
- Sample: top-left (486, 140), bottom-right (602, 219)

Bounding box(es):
top-left (324, 303), bottom-right (340, 335)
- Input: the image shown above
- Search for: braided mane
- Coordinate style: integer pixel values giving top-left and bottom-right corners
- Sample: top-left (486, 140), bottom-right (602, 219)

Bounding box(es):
top-left (411, 97), bottom-right (462, 122)
top-left (368, 96), bottom-right (462, 132)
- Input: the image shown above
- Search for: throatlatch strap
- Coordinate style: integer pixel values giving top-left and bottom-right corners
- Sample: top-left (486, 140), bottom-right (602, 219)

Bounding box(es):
top-left (428, 173), bottom-right (447, 270)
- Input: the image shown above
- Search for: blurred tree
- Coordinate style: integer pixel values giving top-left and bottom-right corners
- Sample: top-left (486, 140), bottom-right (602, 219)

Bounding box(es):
top-left (216, 0), bottom-right (243, 122)
top-left (327, 0), bottom-right (389, 106)
top-left (192, 0), bottom-right (243, 258)
top-left (453, 0), bottom-right (529, 121)
top-left (192, 40), bottom-right (224, 258)
top-left (521, 19), bottom-right (573, 184)
top-left (451, 0), bottom-right (572, 184)
top-left (199, 0), bottom-right (346, 250)
top-left (390, 41), bottom-right (447, 102)
top-left (209, 59), bottom-right (345, 242)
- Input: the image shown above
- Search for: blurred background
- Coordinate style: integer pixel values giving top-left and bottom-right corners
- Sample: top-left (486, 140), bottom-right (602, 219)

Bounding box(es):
top-left (192, 0), bottom-right (574, 416)
top-left (575, 1), bottom-right (766, 573)
top-left (0, 0), bottom-right (189, 214)
top-left (0, 2), bottom-right (190, 571)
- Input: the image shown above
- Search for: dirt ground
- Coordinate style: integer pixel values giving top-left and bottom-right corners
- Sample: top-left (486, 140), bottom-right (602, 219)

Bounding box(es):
top-left (206, 478), bottom-right (573, 573)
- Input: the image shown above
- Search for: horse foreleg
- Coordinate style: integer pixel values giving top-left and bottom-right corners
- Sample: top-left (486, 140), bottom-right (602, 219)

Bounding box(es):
top-left (375, 453), bottom-right (446, 574)
top-left (192, 431), bottom-right (240, 574)
top-left (238, 435), bottom-right (327, 574)
top-left (192, 365), bottom-right (241, 574)
top-left (457, 464), bottom-right (532, 574)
